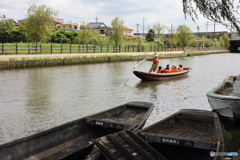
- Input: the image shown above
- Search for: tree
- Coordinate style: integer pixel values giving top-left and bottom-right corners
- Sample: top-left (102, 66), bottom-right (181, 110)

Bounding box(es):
top-left (23, 4), bottom-right (58, 43)
top-left (182, 0), bottom-right (240, 31)
top-left (146, 29), bottom-right (155, 42)
top-left (75, 28), bottom-right (93, 44)
top-left (218, 36), bottom-right (225, 47)
top-left (176, 25), bottom-right (193, 47)
top-left (108, 17), bottom-right (124, 46)
top-left (154, 21), bottom-right (167, 45)
top-left (222, 33), bottom-right (230, 48)
top-left (0, 19), bottom-right (15, 42)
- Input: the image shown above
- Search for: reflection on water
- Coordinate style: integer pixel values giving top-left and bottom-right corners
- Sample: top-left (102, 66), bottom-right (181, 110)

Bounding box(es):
top-left (0, 53), bottom-right (240, 151)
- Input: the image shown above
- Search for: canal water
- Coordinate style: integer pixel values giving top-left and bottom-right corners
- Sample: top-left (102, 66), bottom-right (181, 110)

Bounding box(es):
top-left (0, 53), bottom-right (240, 151)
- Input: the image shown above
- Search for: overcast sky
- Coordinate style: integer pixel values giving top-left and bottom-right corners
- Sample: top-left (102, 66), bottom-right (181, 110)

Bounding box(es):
top-left (0, 0), bottom-right (233, 33)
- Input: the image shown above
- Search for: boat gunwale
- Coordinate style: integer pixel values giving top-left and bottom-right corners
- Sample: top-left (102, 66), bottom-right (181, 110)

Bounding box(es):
top-left (0, 101), bottom-right (154, 151)
top-left (136, 67), bottom-right (191, 77)
top-left (206, 76), bottom-right (240, 101)
top-left (85, 101), bottom-right (155, 132)
top-left (138, 109), bottom-right (224, 150)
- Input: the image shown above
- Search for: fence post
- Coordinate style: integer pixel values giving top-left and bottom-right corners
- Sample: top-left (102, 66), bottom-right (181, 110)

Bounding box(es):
top-left (125, 45), bottom-right (126, 52)
top-left (158, 45), bottom-right (159, 52)
top-left (142, 46), bottom-right (144, 52)
top-left (86, 45), bottom-right (88, 53)
top-left (78, 44), bottom-right (80, 53)
top-left (40, 44), bottom-right (42, 54)
top-left (2, 43), bottom-right (4, 55)
top-left (133, 46), bottom-right (135, 52)
top-left (70, 43), bottom-right (71, 54)
top-left (113, 45), bottom-right (114, 53)
top-left (94, 45), bottom-right (96, 53)
top-left (119, 45), bottom-right (121, 53)
top-left (128, 45), bottom-right (129, 52)
top-left (28, 44), bottom-right (30, 55)
top-left (16, 43), bottom-right (18, 55)
top-left (101, 45), bottom-right (102, 53)
top-left (51, 44), bottom-right (53, 54)
top-left (107, 45), bottom-right (109, 53)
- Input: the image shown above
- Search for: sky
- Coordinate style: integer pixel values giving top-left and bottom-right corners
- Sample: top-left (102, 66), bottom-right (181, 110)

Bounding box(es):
top-left (0, 0), bottom-right (234, 34)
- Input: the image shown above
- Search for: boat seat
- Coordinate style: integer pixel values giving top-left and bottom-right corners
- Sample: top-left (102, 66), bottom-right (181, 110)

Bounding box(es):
top-left (24, 132), bottom-right (94, 160)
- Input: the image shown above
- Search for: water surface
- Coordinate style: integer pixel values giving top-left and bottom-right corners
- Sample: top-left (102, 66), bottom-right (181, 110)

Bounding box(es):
top-left (0, 53), bottom-right (240, 151)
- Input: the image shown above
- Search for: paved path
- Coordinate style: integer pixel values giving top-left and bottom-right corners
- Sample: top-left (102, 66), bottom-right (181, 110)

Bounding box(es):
top-left (0, 51), bottom-right (185, 61)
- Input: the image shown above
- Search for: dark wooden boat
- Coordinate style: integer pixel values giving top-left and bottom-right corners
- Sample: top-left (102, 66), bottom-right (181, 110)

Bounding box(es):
top-left (138, 109), bottom-right (224, 160)
top-left (92, 130), bottom-right (167, 160)
top-left (207, 75), bottom-right (240, 121)
top-left (0, 101), bottom-right (154, 160)
top-left (133, 67), bottom-right (191, 81)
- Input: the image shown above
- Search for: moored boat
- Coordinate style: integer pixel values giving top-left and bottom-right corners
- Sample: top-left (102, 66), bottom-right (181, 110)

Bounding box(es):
top-left (0, 101), bottom-right (154, 160)
top-left (138, 109), bottom-right (224, 160)
top-left (133, 67), bottom-right (191, 81)
top-left (206, 75), bottom-right (240, 121)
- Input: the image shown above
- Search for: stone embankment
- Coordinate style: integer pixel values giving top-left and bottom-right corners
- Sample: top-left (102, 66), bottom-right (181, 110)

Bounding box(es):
top-left (0, 50), bottom-right (229, 69)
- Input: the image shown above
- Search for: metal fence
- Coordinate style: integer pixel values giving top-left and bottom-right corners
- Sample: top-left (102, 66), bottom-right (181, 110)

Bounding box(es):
top-left (0, 43), bottom-right (184, 55)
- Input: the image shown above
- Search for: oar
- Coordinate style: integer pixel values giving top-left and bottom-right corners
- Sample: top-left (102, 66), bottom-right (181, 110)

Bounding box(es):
top-left (123, 52), bottom-right (157, 85)
top-left (123, 58), bottom-right (147, 85)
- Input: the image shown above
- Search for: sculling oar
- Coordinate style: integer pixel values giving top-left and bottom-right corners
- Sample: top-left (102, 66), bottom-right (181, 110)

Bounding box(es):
top-left (124, 52), bottom-right (157, 85)
top-left (123, 58), bottom-right (147, 85)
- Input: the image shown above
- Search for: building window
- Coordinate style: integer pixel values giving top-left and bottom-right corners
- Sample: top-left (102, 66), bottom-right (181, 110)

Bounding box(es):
top-left (74, 25), bottom-right (77, 29)
top-left (100, 30), bottom-right (105, 34)
top-left (69, 26), bottom-right (72, 28)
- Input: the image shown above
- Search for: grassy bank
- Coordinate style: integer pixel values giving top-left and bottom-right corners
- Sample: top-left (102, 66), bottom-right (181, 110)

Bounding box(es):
top-left (0, 50), bottom-right (229, 69)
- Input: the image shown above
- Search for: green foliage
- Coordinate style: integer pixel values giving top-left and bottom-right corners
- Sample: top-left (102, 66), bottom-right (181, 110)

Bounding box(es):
top-left (23, 4), bottom-right (58, 43)
top-left (176, 25), bottom-right (193, 47)
top-left (0, 19), bottom-right (15, 42)
top-left (154, 21), bottom-right (167, 44)
top-left (218, 37), bottom-right (225, 47)
top-left (188, 38), bottom-right (197, 47)
top-left (146, 29), bottom-right (155, 42)
top-left (222, 33), bottom-right (230, 48)
top-left (108, 17), bottom-right (125, 46)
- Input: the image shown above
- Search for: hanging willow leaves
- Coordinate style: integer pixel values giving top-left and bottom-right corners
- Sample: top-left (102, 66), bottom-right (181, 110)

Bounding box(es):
top-left (182, 0), bottom-right (240, 31)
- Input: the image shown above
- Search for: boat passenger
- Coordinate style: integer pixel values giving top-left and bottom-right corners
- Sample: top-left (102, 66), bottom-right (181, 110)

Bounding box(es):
top-left (163, 64), bottom-right (171, 73)
top-left (157, 66), bottom-right (162, 73)
top-left (178, 64), bottom-right (184, 71)
top-left (171, 64), bottom-right (179, 72)
top-left (146, 52), bottom-right (159, 73)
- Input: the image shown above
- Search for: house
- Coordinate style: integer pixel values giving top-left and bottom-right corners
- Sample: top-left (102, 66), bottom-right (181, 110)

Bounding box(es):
top-left (123, 27), bottom-right (134, 37)
top-left (60, 23), bottom-right (83, 31)
top-left (83, 22), bottom-right (108, 36)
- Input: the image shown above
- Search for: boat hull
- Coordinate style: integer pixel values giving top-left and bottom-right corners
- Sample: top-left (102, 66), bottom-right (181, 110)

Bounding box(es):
top-left (133, 67), bottom-right (191, 81)
top-left (206, 76), bottom-right (240, 121)
top-left (138, 109), bottom-right (224, 160)
top-left (0, 101), bottom-right (154, 160)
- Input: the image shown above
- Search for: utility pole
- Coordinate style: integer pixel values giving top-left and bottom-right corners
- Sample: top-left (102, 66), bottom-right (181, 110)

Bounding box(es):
top-left (171, 24), bottom-right (173, 48)
top-left (206, 22), bottom-right (208, 38)
top-left (143, 17), bottom-right (144, 35)
top-left (136, 24), bottom-right (139, 34)
top-left (214, 21), bottom-right (215, 35)
top-left (95, 16), bottom-right (98, 23)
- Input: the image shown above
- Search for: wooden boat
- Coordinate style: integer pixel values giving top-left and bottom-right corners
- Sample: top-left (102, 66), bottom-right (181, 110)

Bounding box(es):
top-left (133, 67), bottom-right (191, 81)
top-left (92, 130), bottom-right (167, 160)
top-left (138, 109), bottom-right (224, 160)
top-left (0, 101), bottom-right (154, 160)
top-left (207, 75), bottom-right (240, 121)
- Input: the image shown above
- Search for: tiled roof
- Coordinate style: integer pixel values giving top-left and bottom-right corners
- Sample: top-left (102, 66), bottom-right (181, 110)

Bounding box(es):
top-left (123, 27), bottom-right (133, 31)
top-left (85, 22), bottom-right (108, 29)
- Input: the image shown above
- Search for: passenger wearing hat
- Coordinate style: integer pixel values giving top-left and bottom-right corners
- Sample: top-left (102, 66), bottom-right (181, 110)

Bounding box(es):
top-left (171, 64), bottom-right (179, 72)
top-left (146, 52), bottom-right (159, 73)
